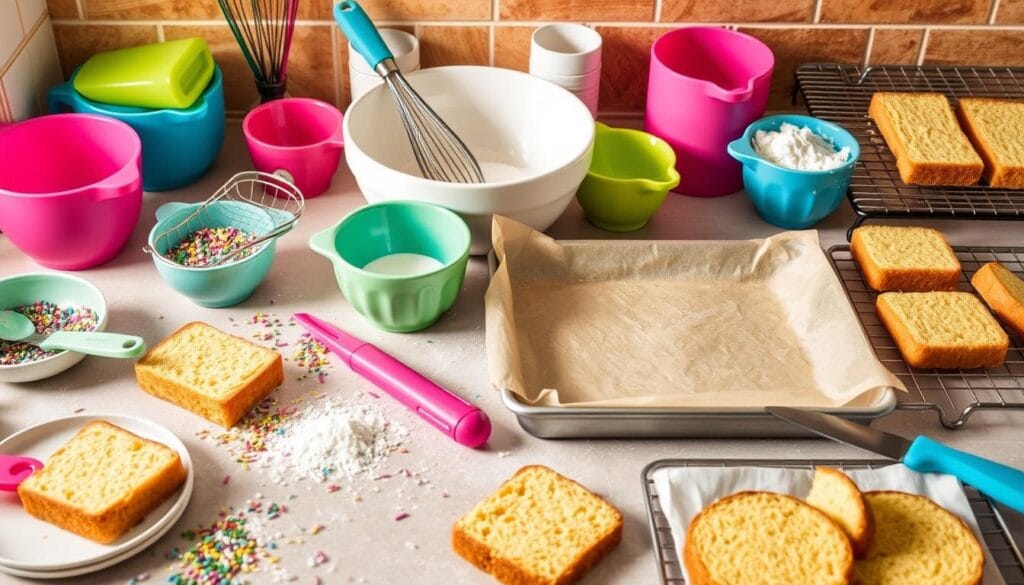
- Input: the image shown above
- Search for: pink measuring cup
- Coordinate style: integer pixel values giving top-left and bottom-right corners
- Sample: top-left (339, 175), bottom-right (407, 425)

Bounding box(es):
top-left (243, 97), bottom-right (344, 199)
top-left (0, 114), bottom-right (143, 270)
top-left (0, 455), bottom-right (43, 491)
top-left (646, 27), bottom-right (774, 197)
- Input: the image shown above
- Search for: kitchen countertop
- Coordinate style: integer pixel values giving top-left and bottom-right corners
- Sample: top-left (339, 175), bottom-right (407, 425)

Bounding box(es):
top-left (2, 122), bottom-right (1023, 584)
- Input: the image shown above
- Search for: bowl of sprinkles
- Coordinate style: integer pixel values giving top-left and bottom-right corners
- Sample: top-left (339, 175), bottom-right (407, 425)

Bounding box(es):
top-left (0, 273), bottom-right (108, 383)
top-left (146, 200), bottom-right (283, 308)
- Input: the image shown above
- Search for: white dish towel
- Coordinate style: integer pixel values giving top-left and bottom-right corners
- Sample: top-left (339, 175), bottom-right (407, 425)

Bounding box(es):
top-left (651, 463), bottom-right (1005, 585)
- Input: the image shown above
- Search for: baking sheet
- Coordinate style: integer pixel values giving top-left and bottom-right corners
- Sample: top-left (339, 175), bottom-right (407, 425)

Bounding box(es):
top-left (651, 464), bottom-right (1004, 585)
top-left (486, 216), bottom-right (905, 408)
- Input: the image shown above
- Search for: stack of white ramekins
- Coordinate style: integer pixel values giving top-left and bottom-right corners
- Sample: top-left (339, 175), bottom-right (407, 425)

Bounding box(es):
top-left (529, 24), bottom-right (602, 118)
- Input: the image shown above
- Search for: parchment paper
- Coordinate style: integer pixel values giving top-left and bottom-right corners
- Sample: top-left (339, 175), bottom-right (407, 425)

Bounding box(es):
top-left (651, 464), bottom-right (1004, 585)
top-left (485, 216), bottom-right (905, 407)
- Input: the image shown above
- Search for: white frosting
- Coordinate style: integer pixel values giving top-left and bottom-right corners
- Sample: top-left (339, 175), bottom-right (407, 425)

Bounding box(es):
top-left (752, 123), bottom-right (851, 171)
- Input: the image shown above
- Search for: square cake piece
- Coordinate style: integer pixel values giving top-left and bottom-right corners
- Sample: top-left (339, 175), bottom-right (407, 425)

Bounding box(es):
top-left (453, 465), bottom-right (622, 585)
top-left (135, 322), bottom-right (283, 427)
top-left (17, 420), bottom-right (187, 544)
top-left (876, 292), bottom-right (1008, 369)
top-left (851, 225), bottom-right (961, 292)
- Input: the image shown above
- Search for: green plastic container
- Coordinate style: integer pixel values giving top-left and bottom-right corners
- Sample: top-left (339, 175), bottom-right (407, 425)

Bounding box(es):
top-left (73, 38), bottom-right (215, 110)
top-left (310, 202), bottom-right (471, 333)
top-left (576, 122), bottom-right (682, 232)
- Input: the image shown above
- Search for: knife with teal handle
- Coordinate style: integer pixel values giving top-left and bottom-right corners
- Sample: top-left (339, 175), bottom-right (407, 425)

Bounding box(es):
top-left (768, 406), bottom-right (1024, 514)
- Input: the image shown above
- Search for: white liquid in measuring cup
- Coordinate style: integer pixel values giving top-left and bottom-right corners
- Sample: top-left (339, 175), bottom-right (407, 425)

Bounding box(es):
top-left (363, 253), bottom-right (443, 276)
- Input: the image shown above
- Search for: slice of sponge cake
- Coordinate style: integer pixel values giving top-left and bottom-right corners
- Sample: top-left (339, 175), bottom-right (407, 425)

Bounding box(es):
top-left (971, 261), bottom-right (1024, 336)
top-left (684, 491), bottom-right (853, 585)
top-left (855, 491), bottom-right (983, 585)
top-left (135, 322), bottom-right (283, 428)
top-left (806, 467), bottom-right (875, 557)
top-left (876, 291), bottom-right (1008, 369)
top-left (956, 98), bottom-right (1024, 189)
top-left (850, 225), bottom-right (961, 292)
top-left (17, 420), bottom-right (187, 544)
top-left (868, 92), bottom-right (983, 186)
top-left (453, 465), bottom-right (622, 585)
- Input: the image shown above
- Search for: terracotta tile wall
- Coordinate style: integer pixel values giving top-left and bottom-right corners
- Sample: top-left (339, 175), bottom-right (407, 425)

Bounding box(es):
top-left (34, 0), bottom-right (1024, 117)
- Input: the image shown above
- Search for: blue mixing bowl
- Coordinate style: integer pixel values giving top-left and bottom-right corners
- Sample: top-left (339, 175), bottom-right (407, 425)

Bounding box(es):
top-left (728, 115), bottom-right (859, 229)
top-left (47, 66), bottom-right (225, 192)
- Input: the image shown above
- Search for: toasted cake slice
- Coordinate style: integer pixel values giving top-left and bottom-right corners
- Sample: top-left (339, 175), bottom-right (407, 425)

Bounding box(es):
top-left (452, 465), bottom-right (622, 585)
top-left (850, 225), bottom-right (961, 292)
top-left (972, 262), bottom-right (1024, 336)
top-left (17, 420), bottom-right (187, 544)
top-left (135, 322), bottom-right (283, 428)
top-left (806, 467), bottom-right (875, 557)
top-left (868, 92), bottom-right (983, 186)
top-left (876, 292), bottom-right (1008, 369)
top-left (956, 98), bottom-right (1024, 189)
top-left (854, 491), bottom-right (983, 585)
top-left (684, 491), bottom-right (853, 585)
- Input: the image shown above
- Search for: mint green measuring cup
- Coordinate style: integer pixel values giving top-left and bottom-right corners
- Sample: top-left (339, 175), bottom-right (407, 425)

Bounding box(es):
top-left (310, 201), bottom-right (471, 333)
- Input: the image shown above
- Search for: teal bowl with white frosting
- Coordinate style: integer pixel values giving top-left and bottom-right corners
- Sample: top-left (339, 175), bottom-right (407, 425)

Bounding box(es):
top-left (727, 114), bottom-right (859, 229)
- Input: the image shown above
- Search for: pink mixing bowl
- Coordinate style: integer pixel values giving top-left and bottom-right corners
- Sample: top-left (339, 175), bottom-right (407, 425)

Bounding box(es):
top-left (0, 114), bottom-right (143, 270)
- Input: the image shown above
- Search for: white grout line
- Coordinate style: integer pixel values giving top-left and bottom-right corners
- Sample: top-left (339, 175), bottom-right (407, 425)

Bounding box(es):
top-left (988, 0), bottom-right (1001, 24)
top-left (654, 0), bottom-right (663, 23)
top-left (862, 27), bottom-right (875, 67)
top-left (488, 24), bottom-right (495, 66)
top-left (812, 0), bottom-right (823, 24)
top-left (75, 0), bottom-right (84, 19)
top-left (916, 28), bottom-right (931, 65)
top-left (492, 0), bottom-right (500, 21)
top-left (46, 18), bottom-right (1024, 32)
top-left (331, 25), bottom-right (341, 106)
top-left (156, 23), bottom-right (165, 42)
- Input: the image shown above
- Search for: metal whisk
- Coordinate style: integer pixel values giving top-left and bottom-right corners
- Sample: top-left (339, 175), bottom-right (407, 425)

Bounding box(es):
top-left (334, 0), bottom-right (484, 184)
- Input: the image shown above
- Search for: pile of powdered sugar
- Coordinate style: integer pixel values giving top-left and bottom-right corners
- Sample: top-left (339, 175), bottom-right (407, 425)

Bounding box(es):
top-left (261, 399), bottom-right (408, 486)
top-left (752, 122), bottom-right (851, 171)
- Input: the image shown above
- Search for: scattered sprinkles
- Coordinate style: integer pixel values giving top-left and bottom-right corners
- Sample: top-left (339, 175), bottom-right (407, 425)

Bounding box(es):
top-left (394, 512), bottom-right (410, 522)
top-left (166, 498), bottom-right (301, 585)
top-left (293, 333), bottom-right (332, 383)
top-left (165, 227), bottom-right (257, 267)
top-left (0, 302), bottom-right (98, 366)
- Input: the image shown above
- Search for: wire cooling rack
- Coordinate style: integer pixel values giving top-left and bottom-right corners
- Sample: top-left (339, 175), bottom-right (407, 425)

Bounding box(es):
top-left (830, 245), bottom-right (1024, 428)
top-left (643, 458), bottom-right (1024, 585)
top-left (795, 64), bottom-right (1024, 239)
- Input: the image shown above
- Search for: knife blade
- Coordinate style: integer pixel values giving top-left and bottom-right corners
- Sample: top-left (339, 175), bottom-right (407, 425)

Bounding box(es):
top-left (767, 406), bottom-right (1024, 514)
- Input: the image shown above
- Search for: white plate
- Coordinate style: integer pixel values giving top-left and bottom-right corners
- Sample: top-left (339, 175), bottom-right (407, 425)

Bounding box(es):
top-left (0, 493), bottom-right (184, 579)
top-left (0, 414), bottom-right (193, 572)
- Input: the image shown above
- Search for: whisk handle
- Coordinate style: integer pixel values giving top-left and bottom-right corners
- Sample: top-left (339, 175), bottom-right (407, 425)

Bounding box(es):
top-left (334, 0), bottom-right (393, 73)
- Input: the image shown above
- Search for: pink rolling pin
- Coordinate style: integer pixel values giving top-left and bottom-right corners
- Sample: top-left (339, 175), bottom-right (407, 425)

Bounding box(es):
top-left (294, 313), bottom-right (491, 448)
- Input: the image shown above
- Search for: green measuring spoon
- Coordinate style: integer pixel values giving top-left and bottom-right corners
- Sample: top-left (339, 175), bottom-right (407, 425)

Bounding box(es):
top-left (0, 310), bottom-right (146, 359)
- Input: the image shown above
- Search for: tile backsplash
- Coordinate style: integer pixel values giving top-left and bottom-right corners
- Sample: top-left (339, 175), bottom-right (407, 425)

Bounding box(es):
top-left (0, 0), bottom-right (63, 121)
top-left (1, 0), bottom-right (1022, 119)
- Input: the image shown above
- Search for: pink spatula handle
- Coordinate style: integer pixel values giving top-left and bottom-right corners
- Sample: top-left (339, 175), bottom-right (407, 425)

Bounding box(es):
top-left (0, 454), bottom-right (43, 491)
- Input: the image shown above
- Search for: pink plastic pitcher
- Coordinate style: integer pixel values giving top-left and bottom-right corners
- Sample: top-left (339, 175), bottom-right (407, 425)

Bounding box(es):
top-left (243, 98), bottom-right (344, 199)
top-left (0, 114), bottom-right (143, 270)
top-left (646, 27), bottom-right (774, 197)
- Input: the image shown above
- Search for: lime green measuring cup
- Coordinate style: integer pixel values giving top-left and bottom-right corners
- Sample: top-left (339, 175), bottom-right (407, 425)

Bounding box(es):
top-left (73, 38), bottom-right (215, 109)
top-left (576, 122), bottom-right (681, 232)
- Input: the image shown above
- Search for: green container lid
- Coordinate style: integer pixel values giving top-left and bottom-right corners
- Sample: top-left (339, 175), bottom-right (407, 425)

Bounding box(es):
top-left (73, 38), bottom-right (215, 110)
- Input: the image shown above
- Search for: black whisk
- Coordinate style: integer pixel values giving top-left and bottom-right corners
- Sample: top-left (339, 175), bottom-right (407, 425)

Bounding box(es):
top-left (216, 0), bottom-right (299, 103)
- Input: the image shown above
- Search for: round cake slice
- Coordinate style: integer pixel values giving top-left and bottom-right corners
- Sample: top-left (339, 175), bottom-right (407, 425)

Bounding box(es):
top-left (854, 492), bottom-right (984, 585)
top-left (684, 491), bottom-right (853, 585)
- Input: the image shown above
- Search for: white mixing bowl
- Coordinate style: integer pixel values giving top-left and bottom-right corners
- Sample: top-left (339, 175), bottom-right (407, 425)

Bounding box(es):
top-left (344, 66), bottom-right (595, 254)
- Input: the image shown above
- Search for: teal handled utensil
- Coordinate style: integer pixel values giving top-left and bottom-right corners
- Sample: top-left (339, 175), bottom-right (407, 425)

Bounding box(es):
top-left (768, 406), bottom-right (1024, 514)
top-left (0, 454), bottom-right (42, 491)
top-left (333, 0), bottom-right (483, 183)
top-left (0, 310), bottom-right (145, 359)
